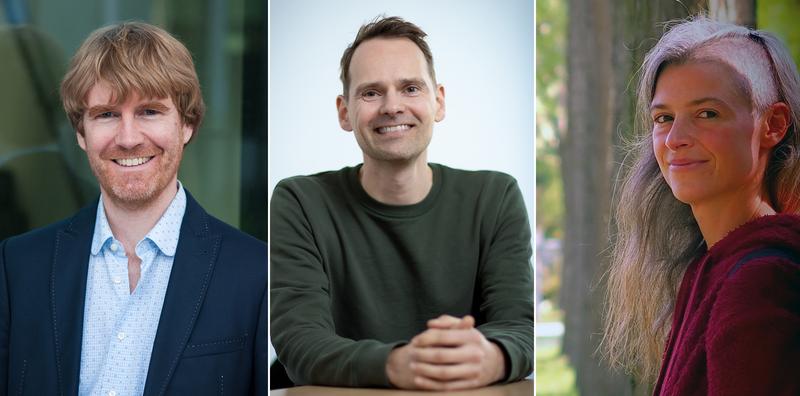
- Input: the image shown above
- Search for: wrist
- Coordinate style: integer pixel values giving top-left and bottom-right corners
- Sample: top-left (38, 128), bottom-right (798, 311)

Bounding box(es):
top-left (385, 344), bottom-right (406, 388)
top-left (488, 341), bottom-right (508, 383)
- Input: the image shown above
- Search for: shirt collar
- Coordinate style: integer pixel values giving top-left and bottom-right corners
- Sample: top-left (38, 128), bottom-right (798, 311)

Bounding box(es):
top-left (90, 181), bottom-right (187, 257)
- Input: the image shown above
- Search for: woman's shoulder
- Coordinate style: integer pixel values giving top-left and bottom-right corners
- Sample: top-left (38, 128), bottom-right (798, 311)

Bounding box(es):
top-left (710, 213), bottom-right (800, 265)
top-left (708, 240), bottom-right (800, 330)
top-left (705, 246), bottom-right (800, 396)
top-left (704, 214), bottom-right (800, 332)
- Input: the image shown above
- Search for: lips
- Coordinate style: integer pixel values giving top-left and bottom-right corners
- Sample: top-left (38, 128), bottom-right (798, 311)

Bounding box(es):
top-left (113, 156), bottom-right (154, 167)
top-left (668, 158), bottom-right (708, 168)
top-left (374, 124), bottom-right (413, 134)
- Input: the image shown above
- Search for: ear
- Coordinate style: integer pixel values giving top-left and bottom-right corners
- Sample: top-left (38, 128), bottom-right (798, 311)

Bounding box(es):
top-left (434, 84), bottom-right (446, 122)
top-left (760, 102), bottom-right (790, 149)
top-left (76, 132), bottom-right (87, 151)
top-left (336, 95), bottom-right (353, 131)
top-left (182, 124), bottom-right (194, 145)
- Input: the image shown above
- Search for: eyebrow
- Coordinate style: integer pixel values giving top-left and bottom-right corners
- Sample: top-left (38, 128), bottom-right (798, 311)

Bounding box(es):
top-left (353, 82), bottom-right (381, 94)
top-left (138, 101), bottom-right (171, 112)
top-left (398, 78), bottom-right (427, 88)
top-left (352, 78), bottom-right (429, 94)
top-left (650, 97), bottom-right (727, 112)
top-left (86, 105), bottom-right (116, 118)
top-left (85, 101), bottom-right (171, 117)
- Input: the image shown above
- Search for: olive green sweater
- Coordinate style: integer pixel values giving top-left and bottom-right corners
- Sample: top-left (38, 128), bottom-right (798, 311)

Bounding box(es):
top-left (270, 163), bottom-right (533, 387)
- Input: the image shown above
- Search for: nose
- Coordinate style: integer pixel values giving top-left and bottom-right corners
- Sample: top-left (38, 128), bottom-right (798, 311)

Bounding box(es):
top-left (665, 117), bottom-right (693, 151)
top-left (114, 113), bottom-right (145, 149)
top-left (380, 90), bottom-right (405, 116)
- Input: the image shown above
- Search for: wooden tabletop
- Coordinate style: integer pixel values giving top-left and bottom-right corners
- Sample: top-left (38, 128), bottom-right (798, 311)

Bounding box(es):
top-left (271, 380), bottom-right (533, 396)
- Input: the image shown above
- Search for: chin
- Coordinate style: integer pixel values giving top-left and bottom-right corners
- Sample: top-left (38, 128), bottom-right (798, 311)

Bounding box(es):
top-left (94, 160), bottom-right (180, 209)
top-left (366, 151), bottom-right (412, 162)
top-left (669, 186), bottom-right (707, 206)
top-left (374, 146), bottom-right (427, 161)
top-left (108, 184), bottom-right (159, 207)
top-left (101, 174), bottom-right (174, 209)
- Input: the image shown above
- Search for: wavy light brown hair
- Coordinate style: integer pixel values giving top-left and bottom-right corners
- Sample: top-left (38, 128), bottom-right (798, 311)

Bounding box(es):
top-left (60, 21), bottom-right (205, 140)
top-left (603, 16), bottom-right (800, 384)
top-left (339, 16), bottom-right (436, 99)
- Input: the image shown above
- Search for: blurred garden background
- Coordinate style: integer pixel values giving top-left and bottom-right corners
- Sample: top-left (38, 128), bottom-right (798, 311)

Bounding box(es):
top-left (535, 0), bottom-right (800, 394)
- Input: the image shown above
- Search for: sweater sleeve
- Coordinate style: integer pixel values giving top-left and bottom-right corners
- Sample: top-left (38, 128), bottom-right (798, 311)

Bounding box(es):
top-left (474, 177), bottom-right (534, 382)
top-left (706, 258), bottom-right (800, 396)
top-left (269, 180), bottom-right (402, 387)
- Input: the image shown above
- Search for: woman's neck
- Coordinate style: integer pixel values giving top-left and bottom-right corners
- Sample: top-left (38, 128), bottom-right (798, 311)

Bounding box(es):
top-left (691, 192), bottom-right (776, 248)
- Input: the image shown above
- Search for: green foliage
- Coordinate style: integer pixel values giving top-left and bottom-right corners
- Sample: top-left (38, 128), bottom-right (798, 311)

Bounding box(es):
top-left (536, 146), bottom-right (564, 238)
top-left (536, 0), bottom-right (567, 132)
top-left (758, 1), bottom-right (800, 65)
top-left (536, 0), bottom-right (567, 239)
top-left (536, 340), bottom-right (579, 396)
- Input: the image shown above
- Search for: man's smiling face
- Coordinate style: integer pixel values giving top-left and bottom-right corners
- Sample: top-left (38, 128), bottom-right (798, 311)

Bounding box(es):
top-left (78, 81), bottom-right (193, 209)
top-left (337, 37), bottom-right (445, 164)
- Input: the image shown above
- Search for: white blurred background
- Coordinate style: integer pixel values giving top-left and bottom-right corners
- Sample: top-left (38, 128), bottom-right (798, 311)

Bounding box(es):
top-left (268, 0), bottom-right (534, 366)
top-left (268, 0), bottom-right (534, 206)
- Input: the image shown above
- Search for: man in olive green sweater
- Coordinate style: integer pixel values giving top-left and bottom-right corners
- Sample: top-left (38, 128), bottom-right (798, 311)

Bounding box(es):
top-left (270, 16), bottom-right (533, 391)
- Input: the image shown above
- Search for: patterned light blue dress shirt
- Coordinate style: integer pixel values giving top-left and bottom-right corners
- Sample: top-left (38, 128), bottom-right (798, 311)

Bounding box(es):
top-left (79, 183), bottom-right (186, 396)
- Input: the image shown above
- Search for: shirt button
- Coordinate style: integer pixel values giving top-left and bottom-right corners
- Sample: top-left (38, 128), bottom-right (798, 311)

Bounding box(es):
top-left (113, 277), bottom-right (122, 284)
top-left (108, 391), bottom-right (117, 396)
top-left (110, 243), bottom-right (119, 252)
top-left (117, 332), bottom-right (126, 340)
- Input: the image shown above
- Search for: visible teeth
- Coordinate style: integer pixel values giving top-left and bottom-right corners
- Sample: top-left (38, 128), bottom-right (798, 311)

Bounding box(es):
top-left (377, 124), bottom-right (411, 133)
top-left (115, 157), bottom-right (151, 167)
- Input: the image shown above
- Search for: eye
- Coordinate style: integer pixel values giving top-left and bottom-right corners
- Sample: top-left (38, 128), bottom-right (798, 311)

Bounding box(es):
top-left (697, 110), bottom-right (718, 119)
top-left (96, 111), bottom-right (117, 119)
top-left (653, 114), bottom-right (673, 124)
top-left (360, 90), bottom-right (381, 102)
top-left (142, 108), bottom-right (161, 116)
top-left (404, 85), bottom-right (421, 95)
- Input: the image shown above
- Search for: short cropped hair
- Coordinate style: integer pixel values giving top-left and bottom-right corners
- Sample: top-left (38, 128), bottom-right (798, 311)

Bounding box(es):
top-left (60, 22), bottom-right (205, 140)
top-left (339, 16), bottom-right (436, 99)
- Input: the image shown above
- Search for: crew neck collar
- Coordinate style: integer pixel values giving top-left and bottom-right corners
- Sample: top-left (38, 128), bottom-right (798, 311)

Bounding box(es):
top-left (346, 163), bottom-right (443, 218)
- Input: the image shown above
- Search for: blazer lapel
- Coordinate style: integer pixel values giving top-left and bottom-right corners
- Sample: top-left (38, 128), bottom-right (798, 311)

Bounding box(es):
top-left (51, 201), bottom-right (97, 396)
top-left (143, 192), bottom-right (221, 396)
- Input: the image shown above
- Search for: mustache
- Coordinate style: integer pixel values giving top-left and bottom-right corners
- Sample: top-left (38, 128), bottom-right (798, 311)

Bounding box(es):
top-left (100, 146), bottom-right (162, 160)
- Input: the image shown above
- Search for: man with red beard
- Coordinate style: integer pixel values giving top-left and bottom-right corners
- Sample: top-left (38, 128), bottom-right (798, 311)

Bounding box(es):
top-left (0, 22), bottom-right (266, 395)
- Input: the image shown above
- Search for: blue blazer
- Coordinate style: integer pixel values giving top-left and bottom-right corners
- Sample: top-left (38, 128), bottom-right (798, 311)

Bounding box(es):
top-left (0, 191), bottom-right (267, 395)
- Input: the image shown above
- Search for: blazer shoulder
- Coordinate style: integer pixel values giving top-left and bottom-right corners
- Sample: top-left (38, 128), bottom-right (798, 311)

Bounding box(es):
top-left (183, 190), bottom-right (265, 250)
top-left (190, 203), bottom-right (266, 279)
top-left (207, 213), bottom-right (266, 254)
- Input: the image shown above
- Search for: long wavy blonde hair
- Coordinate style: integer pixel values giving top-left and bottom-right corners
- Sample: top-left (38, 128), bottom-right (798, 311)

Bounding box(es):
top-left (602, 16), bottom-right (800, 384)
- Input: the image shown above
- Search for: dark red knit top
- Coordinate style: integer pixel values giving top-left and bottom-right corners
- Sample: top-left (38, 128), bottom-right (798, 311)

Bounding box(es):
top-left (654, 214), bottom-right (800, 396)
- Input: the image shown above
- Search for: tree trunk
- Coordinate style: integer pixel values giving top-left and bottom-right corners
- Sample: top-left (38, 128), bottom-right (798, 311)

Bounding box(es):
top-left (562, 0), bottom-right (624, 393)
top-left (561, 1), bottom-right (707, 394)
top-left (709, 0), bottom-right (757, 27)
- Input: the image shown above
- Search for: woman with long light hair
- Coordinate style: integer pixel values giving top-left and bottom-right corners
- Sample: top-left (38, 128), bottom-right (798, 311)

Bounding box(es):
top-left (604, 16), bottom-right (800, 394)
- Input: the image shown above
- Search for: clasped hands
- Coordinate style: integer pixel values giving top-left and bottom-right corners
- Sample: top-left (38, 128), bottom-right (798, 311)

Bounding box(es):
top-left (385, 315), bottom-right (507, 391)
